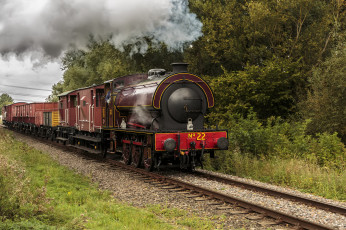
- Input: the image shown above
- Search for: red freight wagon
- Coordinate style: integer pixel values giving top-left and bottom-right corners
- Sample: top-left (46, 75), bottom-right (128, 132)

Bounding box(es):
top-left (15, 103), bottom-right (30, 123)
top-left (58, 84), bottom-right (104, 133)
top-left (76, 84), bottom-right (104, 133)
top-left (12, 102), bottom-right (58, 126)
top-left (58, 90), bottom-right (77, 127)
top-left (2, 103), bottom-right (25, 123)
top-left (2, 103), bottom-right (26, 127)
top-left (56, 84), bottom-right (104, 149)
top-left (8, 102), bottom-right (58, 135)
top-left (11, 102), bottom-right (27, 123)
top-left (2, 102), bottom-right (59, 139)
top-left (29, 102), bottom-right (59, 127)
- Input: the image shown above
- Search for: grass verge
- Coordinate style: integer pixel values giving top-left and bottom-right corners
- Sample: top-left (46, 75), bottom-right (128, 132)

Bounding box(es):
top-left (0, 128), bottom-right (216, 230)
top-left (206, 150), bottom-right (346, 201)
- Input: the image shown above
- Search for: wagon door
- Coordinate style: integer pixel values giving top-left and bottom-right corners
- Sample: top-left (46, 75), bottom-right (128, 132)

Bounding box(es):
top-left (69, 95), bottom-right (77, 128)
top-left (93, 88), bottom-right (104, 132)
top-left (65, 97), bottom-right (69, 125)
top-left (43, 112), bottom-right (52, 126)
top-left (77, 93), bottom-right (80, 129)
top-left (89, 90), bottom-right (93, 132)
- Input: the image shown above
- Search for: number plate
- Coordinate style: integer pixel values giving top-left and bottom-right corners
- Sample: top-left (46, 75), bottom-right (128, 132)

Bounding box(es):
top-left (187, 132), bottom-right (206, 141)
top-left (155, 131), bottom-right (228, 151)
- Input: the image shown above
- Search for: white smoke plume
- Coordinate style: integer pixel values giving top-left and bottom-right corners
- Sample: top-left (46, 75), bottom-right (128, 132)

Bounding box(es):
top-left (0, 0), bottom-right (202, 58)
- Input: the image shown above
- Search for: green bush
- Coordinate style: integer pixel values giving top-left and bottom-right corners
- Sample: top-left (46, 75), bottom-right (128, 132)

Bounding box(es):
top-left (204, 111), bottom-right (346, 199)
top-left (235, 113), bottom-right (343, 169)
top-left (299, 36), bottom-right (346, 143)
top-left (207, 111), bottom-right (345, 172)
top-left (310, 132), bottom-right (346, 169)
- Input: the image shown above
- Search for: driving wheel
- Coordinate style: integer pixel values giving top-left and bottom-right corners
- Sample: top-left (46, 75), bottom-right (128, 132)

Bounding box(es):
top-left (143, 147), bottom-right (154, 171)
top-left (122, 142), bottom-right (131, 165)
top-left (131, 145), bottom-right (142, 168)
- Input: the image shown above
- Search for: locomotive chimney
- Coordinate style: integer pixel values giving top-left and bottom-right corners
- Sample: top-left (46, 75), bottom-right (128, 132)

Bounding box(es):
top-left (171, 63), bottom-right (189, 73)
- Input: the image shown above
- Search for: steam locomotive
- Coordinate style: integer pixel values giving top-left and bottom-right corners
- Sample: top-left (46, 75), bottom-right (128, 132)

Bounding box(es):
top-left (2, 63), bottom-right (228, 171)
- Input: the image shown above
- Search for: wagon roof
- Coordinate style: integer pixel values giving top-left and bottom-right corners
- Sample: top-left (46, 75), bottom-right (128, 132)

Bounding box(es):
top-left (57, 90), bottom-right (76, 97)
top-left (58, 83), bottom-right (104, 97)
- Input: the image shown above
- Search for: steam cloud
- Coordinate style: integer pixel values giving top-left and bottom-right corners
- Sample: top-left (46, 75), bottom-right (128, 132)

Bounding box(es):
top-left (0, 0), bottom-right (202, 58)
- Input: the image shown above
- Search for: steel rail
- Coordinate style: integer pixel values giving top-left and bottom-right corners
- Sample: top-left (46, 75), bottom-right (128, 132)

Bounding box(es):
top-left (192, 170), bottom-right (346, 216)
top-left (107, 159), bottom-right (334, 230)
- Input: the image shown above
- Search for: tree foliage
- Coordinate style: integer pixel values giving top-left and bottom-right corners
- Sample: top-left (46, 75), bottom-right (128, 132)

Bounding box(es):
top-left (46, 82), bottom-right (64, 102)
top-left (207, 57), bottom-right (303, 124)
top-left (61, 38), bottom-right (133, 90)
top-left (186, 0), bottom-right (246, 75)
top-left (0, 93), bottom-right (14, 111)
top-left (186, 0), bottom-right (344, 75)
top-left (300, 33), bottom-right (346, 142)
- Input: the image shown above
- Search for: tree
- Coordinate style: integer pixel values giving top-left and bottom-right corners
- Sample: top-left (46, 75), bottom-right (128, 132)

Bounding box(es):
top-left (186, 0), bottom-right (247, 75)
top-left (186, 0), bottom-right (343, 75)
top-left (300, 34), bottom-right (346, 142)
top-left (207, 57), bottom-right (303, 125)
top-left (0, 93), bottom-right (14, 111)
top-left (60, 38), bottom-right (134, 91)
top-left (46, 81), bottom-right (64, 102)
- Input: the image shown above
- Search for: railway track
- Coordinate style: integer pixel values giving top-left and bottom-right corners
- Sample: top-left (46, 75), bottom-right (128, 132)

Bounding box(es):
top-left (190, 170), bottom-right (346, 216)
top-left (105, 159), bottom-right (336, 230)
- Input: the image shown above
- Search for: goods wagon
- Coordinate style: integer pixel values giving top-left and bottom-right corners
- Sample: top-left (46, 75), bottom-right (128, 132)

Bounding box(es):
top-left (3, 102), bottom-right (58, 138)
top-left (1, 102), bottom-right (27, 128)
top-left (56, 84), bottom-right (105, 151)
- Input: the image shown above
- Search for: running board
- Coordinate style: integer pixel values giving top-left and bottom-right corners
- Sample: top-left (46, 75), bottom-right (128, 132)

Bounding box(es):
top-left (67, 144), bottom-right (102, 154)
top-left (74, 134), bottom-right (102, 143)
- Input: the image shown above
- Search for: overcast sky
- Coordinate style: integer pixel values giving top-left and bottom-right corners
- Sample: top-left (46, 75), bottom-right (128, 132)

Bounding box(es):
top-left (0, 55), bottom-right (62, 102)
top-left (0, 0), bottom-right (202, 103)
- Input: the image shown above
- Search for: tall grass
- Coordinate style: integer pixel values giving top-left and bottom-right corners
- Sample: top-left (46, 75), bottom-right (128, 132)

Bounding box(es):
top-left (0, 154), bottom-right (52, 223)
top-left (207, 151), bottom-right (346, 200)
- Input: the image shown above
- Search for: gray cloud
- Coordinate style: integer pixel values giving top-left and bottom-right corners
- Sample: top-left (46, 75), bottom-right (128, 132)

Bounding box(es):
top-left (0, 0), bottom-right (202, 58)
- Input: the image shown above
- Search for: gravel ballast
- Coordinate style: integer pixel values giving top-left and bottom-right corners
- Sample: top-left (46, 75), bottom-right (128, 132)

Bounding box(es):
top-left (163, 170), bottom-right (346, 229)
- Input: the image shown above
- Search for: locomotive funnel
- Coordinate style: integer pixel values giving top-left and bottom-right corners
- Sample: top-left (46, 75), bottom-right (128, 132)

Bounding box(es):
top-left (171, 63), bottom-right (189, 73)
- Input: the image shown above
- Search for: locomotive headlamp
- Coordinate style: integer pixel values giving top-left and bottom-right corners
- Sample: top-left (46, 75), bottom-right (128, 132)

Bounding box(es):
top-left (164, 138), bottom-right (176, 152)
top-left (187, 118), bottom-right (193, 130)
top-left (217, 137), bottom-right (229, 150)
